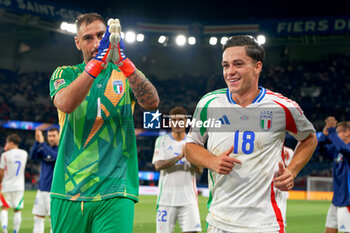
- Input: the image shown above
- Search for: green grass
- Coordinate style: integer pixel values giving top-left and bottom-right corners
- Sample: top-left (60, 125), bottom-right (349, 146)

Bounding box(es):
top-left (6, 191), bottom-right (330, 232)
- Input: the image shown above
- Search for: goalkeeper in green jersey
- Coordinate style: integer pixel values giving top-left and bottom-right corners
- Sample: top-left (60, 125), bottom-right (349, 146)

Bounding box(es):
top-left (49, 13), bottom-right (159, 233)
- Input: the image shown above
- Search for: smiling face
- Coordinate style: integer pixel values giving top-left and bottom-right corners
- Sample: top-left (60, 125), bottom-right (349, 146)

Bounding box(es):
top-left (75, 19), bottom-right (106, 64)
top-left (222, 46), bottom-right (262, 96)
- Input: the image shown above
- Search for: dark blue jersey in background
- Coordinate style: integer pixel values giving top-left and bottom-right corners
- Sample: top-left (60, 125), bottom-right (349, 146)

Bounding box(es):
top-left (317, 127), bottom-right (350, 207)
top-left (30, 141), bottom-right (58, 192)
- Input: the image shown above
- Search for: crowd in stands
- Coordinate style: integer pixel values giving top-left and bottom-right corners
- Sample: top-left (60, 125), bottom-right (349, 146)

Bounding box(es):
top-left (0, 52), bottom-right (349, 189)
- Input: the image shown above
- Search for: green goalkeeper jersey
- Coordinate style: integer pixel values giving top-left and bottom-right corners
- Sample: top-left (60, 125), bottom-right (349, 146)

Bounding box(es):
top-left (49, 62), bottom-right (138, 202)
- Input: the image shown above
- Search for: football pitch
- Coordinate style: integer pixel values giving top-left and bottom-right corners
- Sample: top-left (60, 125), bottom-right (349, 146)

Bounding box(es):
top-left (7, 190), bottom-right (330, 232)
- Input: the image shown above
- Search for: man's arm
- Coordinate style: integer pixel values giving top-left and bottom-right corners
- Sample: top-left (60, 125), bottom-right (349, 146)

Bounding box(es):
top-left (0, 169), bottom-right (4, 185)
top-left (185, 143), bottom-right (241, 175)
top-left (274, 132), bottom-right (317, 191)
top-left (53, 73), bottom-right (94, 113)
top-left (39, 144), bottom-right (58, 162)
top-left (189, 163), bottom-right (204, 175)
top-left (315, 116), bottom-right (336, 157)
top-left (154, 155), bottom-right (183, 171)
top-left (127, 70), bottom-right (159, 111)
top-left (30, 141), bottom-right (41, 160)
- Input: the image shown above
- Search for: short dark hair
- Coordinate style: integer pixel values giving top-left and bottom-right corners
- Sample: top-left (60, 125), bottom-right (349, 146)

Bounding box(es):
top-left (169, 106), bottom-right (187, 117)
top-left (48, 128), bottom-right (60, 133)
top-left (222, 35), bottom-right (265, 63)
top-left (6, 134), bottom-right (21, 146)
top-left (76, 13), bottom-right (106, 33)
top-left (337, 122), bottom-right (350, 131)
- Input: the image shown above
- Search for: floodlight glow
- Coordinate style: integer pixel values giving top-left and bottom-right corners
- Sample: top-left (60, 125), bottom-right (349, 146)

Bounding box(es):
top-left (158, 35), bottom-right (167, 44)
top-left (209, 37), bottom-right (217, 45)
top-left (121, 32), bottom-right (125, 39)
top-left (257, 35), bottom-right (266, 45)
top-left (125, 31), bottom-right (136, 43)
top-left (60, 22), bottom-right (67, 30)
top-left (60, 22), bottom-right (76, 34)
top-left (220, 37), bottom-right (228, 45)
top-left (188, 37), bottom-right (196, 45)
top-left (176, 35), bottom-right (186, 46)
top-left (136, 33), bottom-right (144, 42)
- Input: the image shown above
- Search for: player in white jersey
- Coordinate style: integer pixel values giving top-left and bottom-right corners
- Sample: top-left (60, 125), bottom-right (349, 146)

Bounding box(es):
top-left (0, 134), bottom-right (28, 233)
top-left (185, 35), bottom-right (317, 233)
top-left (152, 107), bottom-right (202, 233)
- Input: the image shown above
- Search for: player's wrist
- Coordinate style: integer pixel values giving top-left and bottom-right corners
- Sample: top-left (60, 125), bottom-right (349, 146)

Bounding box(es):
top-left (85, 59), bottom-right (104, 79)
top-left (115, 58), bottom-right (136, 77)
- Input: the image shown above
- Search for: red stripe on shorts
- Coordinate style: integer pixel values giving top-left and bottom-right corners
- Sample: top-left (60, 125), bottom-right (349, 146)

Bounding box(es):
top-left (0, 193), bottom-right (10, 208)
top-left (270, 183), bottom-right (285, 233)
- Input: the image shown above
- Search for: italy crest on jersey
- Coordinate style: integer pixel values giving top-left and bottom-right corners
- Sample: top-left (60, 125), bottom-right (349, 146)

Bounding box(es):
top-left (113, 80), bottom-right (124, 94)
top-left (260, 110), bottom-right (272, 131)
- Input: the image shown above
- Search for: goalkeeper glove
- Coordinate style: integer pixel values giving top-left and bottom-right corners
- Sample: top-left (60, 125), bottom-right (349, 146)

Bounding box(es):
top-left (108, 18), bottom-right (136, 77)
top-left (85, 25), bottom-right (113, 78)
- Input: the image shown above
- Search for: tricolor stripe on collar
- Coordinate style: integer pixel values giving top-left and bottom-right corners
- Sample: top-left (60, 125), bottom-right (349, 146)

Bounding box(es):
top-left (226, 86), bottom-right (266, 104)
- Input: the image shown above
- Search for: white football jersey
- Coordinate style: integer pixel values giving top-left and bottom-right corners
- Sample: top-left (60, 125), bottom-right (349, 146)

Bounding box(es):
top-left (187, 87), bottom-right (315, 232)
top-left (0, 148), bottom-right (28, 192)
top-left (153, 134), bottom-right (198, 206)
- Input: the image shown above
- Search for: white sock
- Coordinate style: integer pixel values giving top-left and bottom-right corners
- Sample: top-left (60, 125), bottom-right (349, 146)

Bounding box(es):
top-left (33, 216), bottom-right (44, 233)
top-left (0, 210), bottom-right (8, 233)
top-left (13, 212), bottom-right (21, 233)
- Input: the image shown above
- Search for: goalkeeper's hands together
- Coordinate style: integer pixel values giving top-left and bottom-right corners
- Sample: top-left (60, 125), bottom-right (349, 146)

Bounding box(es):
top-left (108, 18), bottom-right (136, 77)
top-left (85, 18), bottom-right (136, 78)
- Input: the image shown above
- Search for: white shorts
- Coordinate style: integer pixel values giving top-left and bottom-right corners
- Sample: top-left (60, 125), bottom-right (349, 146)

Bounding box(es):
top-left (156, 204), bottom-right (201, 233)
top-left (32, 190), bottom-right (51, 216)
top-left (0, 191), bottom-right (24, 210)
top-left (207, 224), bottom-right (279, 233)
top-left (325, 203), bottom-right (350, 232)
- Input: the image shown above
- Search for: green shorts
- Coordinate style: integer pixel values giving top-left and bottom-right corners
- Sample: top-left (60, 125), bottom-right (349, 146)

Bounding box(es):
top-left (51, 196), bottom-right (135, 233)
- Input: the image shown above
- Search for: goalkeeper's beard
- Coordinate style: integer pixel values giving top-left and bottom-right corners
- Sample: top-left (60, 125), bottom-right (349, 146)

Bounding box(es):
top-left (87, 50), bottom-right (99, 62)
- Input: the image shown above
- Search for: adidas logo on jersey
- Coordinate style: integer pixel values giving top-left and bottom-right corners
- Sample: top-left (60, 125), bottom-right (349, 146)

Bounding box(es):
top-left (219, 115), bottom-right (230, 125)
top-left (167, 146), bottom-right (173, 151)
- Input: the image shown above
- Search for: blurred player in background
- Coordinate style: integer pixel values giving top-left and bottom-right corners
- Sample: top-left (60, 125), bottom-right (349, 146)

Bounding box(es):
top-left (49, 13), bottom-right (159, 233)
top-left (0, 134), bottom-right (28, 233)
top-left (317, 116), bottom-right (350, 233)
top-left (30, 128), bottom-right (59, 233)
top-left (152, 107), bottom-right (202, 233)
top-left (185, 35), bottom-right (317, 232)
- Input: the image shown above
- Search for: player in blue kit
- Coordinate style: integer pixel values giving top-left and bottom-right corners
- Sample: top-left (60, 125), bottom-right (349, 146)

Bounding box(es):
top-left (30, 128), bottom-right (59, 233)
top-left (318, 116), bottom-right (350, 233)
